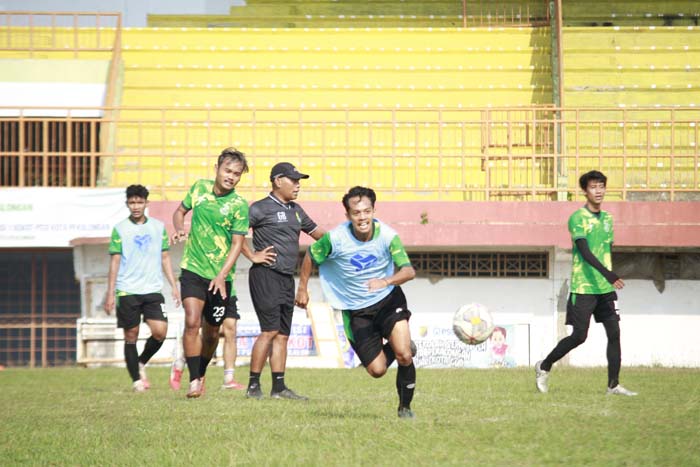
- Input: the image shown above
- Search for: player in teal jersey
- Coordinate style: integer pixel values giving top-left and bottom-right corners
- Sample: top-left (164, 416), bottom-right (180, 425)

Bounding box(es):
top-left (171, 148), bottom-right (250, 398)
top-left (535, 171), bottom-right (637, 396)
top-left (296, 186), bottom-right (418, 418)
top-left (105, 184), bottom-right (181, 392)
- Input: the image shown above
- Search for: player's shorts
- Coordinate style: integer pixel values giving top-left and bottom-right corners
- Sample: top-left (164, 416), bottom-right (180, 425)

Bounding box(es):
top-left (249, 264), bottom-right (295, 335)
top-left (180, 269), bottom-right (240, 326)
top-left (566, 291), bottom-right (619, 330)
top-left (341, 286), bottom-right (411, 367)
top-left (116, 292), bottom-right (167, 329)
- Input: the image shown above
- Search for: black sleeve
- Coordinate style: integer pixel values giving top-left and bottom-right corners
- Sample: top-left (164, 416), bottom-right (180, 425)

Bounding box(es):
top-left (575, 238), bottom-right (619, 284)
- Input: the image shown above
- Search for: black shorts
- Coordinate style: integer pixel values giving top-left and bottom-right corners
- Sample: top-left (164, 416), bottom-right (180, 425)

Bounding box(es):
top-left (180, 269), bottom-right (240, 326)
top-left (341, 287), bottom-right (411, 367)
top-left (116, 293), bottom-right (167, 329)
top-left (566, 291), bottom-right (619, 330)
top-left (249, 265), bottom-right (295, 335)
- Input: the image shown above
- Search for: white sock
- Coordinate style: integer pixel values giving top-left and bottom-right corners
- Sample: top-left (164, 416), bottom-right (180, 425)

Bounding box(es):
top-left (224, 369), bottom-right (235, 382)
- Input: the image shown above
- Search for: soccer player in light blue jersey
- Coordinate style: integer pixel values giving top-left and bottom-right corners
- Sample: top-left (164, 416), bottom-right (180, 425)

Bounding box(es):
top-left (296, 186), bottom-right (418, 418)
top-left (105, 184), bottom-right (181, 392)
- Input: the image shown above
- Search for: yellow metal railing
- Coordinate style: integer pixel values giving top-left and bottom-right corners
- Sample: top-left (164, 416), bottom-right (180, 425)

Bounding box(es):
top-left (1, 106), bottom-right (698, 202)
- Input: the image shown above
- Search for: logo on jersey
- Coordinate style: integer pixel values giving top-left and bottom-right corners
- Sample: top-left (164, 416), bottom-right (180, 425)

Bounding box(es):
top-left (276, 211), bottom-right (287, 223)
top-left (350, 254), bottom-right (378, 271)
top-left (133, 234), bottom-right (152, 251)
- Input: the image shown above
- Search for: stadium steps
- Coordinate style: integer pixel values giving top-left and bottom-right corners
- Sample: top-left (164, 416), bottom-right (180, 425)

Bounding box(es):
top-left (562, 0), bottom-right (700, 26)
top-left (563, 26), bottom-right (700, 107)
top-left (119, 28), bottom-right (551, 108)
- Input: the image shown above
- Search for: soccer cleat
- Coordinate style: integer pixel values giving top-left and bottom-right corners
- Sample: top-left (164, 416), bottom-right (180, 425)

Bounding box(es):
top-left (200, 376), bottom-right (206, 395)
top-left (169, 359), bottom-right (184, 391)
top-left (535, 360), bottom-right (550, 393)
top-left (410, 340), bottom-right (418, 358)
top-left (245, 384), bottom-right (264, 400)
top-left (398, 407), bottom-right (415, 419)
top-left (132, 379), bottom-right (147, 393)
top-left (222, 379), bottom-right (245, 390)
top-left (270, 388), bottom-right (308, 401)
top-left (607, 384), bottom-right (638, 396)
top-left (138, 363), bottom-right (151, 389)
top-left (186, 378), bottom-right (202, 399)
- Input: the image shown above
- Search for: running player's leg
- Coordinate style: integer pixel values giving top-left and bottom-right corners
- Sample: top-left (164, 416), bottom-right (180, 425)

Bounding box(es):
top-left (540, 294), bottom-right (594, 371)
top-left (183, 296), bottom-right (205, 383)
top-left (116, 294), bottom-right (145, 391)
top-left (138, 294), bottom-right (168, 387)
top-left (388, 318), bottom-right (416, 418)
top-left (222, 317), bottom-right (243, 389)
top-left (123, 325), bottom-right (142, 388)
top-left (199, 319), bottom-right (220, 379)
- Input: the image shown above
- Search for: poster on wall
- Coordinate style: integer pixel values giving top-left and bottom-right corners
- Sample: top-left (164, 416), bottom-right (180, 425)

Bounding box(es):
top-left (410, 313), bottom-right (530, 368)
top-left (0, 188), bottom-right (127, 247)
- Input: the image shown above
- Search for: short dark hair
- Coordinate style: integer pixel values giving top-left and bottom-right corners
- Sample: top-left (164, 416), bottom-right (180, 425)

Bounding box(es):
top-left (217, 147), bottom-right (249, 173)
top-left (126, 184), bottom-right (149, 200)
top-left (342, 186), bottom-right (377, 211)
top-left (579, 170), bottom-right (607, 191)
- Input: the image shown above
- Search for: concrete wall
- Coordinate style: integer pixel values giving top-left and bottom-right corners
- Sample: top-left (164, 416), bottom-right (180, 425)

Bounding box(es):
top-left (73, 237), bottom-right (700, 368)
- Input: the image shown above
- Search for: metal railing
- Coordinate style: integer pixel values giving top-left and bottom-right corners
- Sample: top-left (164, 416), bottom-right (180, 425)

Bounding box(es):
top-left (0, 11), bottom-right (121, 57)
top-left (1, 106), bottom-right (699, 202)
top-left (462, 0), bottom-right (550, 27)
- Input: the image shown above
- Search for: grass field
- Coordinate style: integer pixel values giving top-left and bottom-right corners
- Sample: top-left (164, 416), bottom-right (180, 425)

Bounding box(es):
top-left (1, 366), bottom-right (698, 466)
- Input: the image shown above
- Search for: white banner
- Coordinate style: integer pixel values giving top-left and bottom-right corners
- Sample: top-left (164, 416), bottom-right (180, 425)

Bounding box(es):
top-left (0, 188), bottom-right (127, 247)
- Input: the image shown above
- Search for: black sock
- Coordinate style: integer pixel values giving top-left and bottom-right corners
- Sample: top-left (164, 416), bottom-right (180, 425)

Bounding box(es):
top-left (199, 355), bottom-right (212, 378)
top-left (248, 371), bottom-right (261, 389)
top-left (396, 362), bottom-right (416, 410)
top-left (186, 356), bottom-right (201, 382)
top-left (138, 336), bottom-right (163, 365)
top-left (383, 342), bottom-right (396, 368)
top-left (124, 342), bottom-right (140, 382)
top-left (541, 326), bottom-right (588, 372)
top-left (272, 372), bottom-right (285, 392)
top-left (604, 320), bottom-right (621, 388)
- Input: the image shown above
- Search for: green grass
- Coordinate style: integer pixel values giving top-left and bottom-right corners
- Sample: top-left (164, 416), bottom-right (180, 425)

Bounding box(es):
top-left (1, 366), bottom-right (699, 465)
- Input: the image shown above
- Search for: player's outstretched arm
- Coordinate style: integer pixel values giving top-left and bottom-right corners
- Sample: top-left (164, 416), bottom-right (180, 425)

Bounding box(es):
top-left (208, 234), bottom-right (245, 299)
top-left (104, 254), bottom-right (121, 314)
top-left (295, 252), bottom-right (314, 309)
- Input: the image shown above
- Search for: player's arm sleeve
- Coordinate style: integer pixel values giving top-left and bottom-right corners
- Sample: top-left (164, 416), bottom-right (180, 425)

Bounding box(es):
top-left (108, 228), bottom-right (122, 255)
top-left (308, 232), bottom-right (332, 265)
top-left (299, 207), bottom-right (319, 235)
top-left (161, 227), bottom-right (170, 251)
top-left (575, 238), bottom-right (619, 284)
top-left (568, 211), bottom-right (587, 240)
top-left (231, 201), bottom-right (250, 236)
top-left (389, 235), bottom-right (411, 268)
top-left (181, 181), bottom-right (197, 210)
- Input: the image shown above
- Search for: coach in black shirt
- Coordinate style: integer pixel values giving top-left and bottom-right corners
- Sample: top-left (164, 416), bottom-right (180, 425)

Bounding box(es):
top-left (242, 162), bottom-right (325, 400)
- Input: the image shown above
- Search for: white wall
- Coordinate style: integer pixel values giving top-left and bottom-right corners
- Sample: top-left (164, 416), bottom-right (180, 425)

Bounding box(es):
top-left (73, 241), bottom-right (700, 368)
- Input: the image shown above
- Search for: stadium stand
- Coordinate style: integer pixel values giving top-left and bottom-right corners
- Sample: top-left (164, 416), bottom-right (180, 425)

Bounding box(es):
top-left (148, 0), bottom-right (549, 28)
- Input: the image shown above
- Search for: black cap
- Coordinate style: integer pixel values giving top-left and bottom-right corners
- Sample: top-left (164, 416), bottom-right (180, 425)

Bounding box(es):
top-left (270, 162), bottom-right (310, 181)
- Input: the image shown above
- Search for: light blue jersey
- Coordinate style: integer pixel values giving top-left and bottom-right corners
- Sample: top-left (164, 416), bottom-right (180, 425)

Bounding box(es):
top-left (108, 217), bottom-right (169, 295)
top-left (309, 220), bottom-right (411, 311)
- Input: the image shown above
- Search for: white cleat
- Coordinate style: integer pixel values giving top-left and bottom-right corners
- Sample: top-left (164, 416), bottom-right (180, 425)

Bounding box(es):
top-left (132, 379), bottom-right (147, 393)
top-left (535, 360), bottom-right (550, 393)
top-left (606, 384), bottom-right (638, 396)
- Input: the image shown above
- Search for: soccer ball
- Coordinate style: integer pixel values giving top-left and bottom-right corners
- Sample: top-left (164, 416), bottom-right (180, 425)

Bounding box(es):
top-left (453, 303), bottom-right (495, 345)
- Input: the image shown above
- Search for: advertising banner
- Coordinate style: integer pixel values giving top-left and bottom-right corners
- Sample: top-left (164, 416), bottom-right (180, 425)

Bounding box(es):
top-left (0, 188), bottom-right (127, 247)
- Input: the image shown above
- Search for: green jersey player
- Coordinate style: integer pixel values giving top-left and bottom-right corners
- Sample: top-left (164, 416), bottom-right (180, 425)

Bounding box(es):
top-left (171, 148), bottom-right (250, 398)
top-left (535, 170), bottom-right (637, 396)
